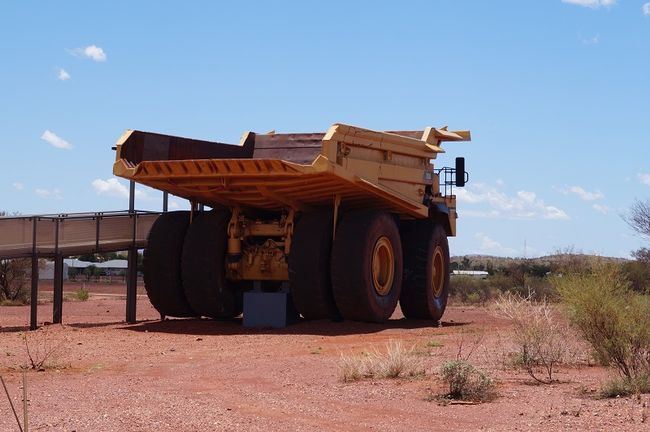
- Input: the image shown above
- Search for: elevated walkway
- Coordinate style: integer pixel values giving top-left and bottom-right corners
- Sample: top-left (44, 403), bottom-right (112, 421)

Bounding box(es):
top-left (0, 210), bottom-right (159, 259)
top-left (0, 210), bottom-right (161, 330)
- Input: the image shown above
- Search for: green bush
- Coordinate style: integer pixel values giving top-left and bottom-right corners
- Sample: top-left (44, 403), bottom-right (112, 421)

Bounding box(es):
top-left (75, 287), bottom-right (89, 301)
top-left (450, 277), bottom-right (495, 304)
top-left (555, 265), bottom-right (650, 390)
top-left (620, 260), bottom-right (650, 293)
top-left (450, 273), bottom-right (556, 305)
top-left (439, 360), bottom-right (496, 402)
top-left (600, 375), bottom-right (650, 398)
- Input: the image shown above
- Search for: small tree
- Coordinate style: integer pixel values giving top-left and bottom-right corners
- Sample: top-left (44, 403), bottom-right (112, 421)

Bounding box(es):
top-left (84, 264), bottom-right (100, 281)
top-left (626, 199), bottom-right (650, 238)
top-left (0, 258), bottom-right (31, 303)
top-left (632, 248), bottom-right (650, 262)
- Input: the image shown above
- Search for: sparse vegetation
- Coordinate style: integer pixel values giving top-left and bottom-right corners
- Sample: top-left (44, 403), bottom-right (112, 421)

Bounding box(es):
top-left (22, 329), bottom-right (67, 371)
top-left (556, 265), bottom-right (650, 394)
top-left (600, 375), bottom-right (650, 399)
top-left (494, 293), bottom-right (574, 383)
top-left (439, 360), bottom-right (496, 402)
top-left (338, 340), bottom-right (424, 382)
top-left (450, 276), bottom-right (494, 305)
top-left (0, 258), bottom-right (31, 305)
top-left (75, 286), bottom-right (90, 301)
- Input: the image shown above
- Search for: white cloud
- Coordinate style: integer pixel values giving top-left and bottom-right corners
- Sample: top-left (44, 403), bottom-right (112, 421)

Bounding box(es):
top-left (12, 182), bottom-right (24, 190)
top-left (71, 45), bottom-right (107, 62)
top-left (35, 188), bottom-right (63, 200)
top-left (558, 185), bottom-right (604, 201)
top-left (475, 233), bottom-right (518, 256)
top-left (169, 200), bottom-right (180, 209)
top-left (562, 0), bottom-right (616, 8)
top-left (579, 34), bottom-right (600, 45)
top-left (92, 178), bottom-right (128, 198)
top-left (643, 3), bottom-right (650, 16)
top-left (57, 68), bottom-right (70, 81)
top-left (41, 130), bottom-right (72, 149)
top-left (638, 173), bottom-right (650, 185)
top-left (592, 203), bottom-right (610, 214)
top-left (92, 178), bottom-right (149, 199)
top-left (456, 182), bottom-right (570, 220)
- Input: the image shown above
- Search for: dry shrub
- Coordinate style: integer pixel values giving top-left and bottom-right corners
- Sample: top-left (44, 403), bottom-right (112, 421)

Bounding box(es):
top-left (439, 360), bottom-right (496, 402)
top-left (494, 293), bottom-right (574, 383)
top-left (338, 340), bottom-right (424, 382)
top-left (555, 265), bottom-right (650, 394)
top-left (22, 328), bottom-right (68, 371)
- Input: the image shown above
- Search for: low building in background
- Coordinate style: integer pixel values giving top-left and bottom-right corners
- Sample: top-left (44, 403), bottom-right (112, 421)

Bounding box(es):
top-left (451, 270), bottom-right (489, 279)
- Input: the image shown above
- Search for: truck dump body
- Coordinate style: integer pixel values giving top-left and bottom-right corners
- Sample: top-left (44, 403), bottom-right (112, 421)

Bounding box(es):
top-left (114, 123), bottom-right (470, 222)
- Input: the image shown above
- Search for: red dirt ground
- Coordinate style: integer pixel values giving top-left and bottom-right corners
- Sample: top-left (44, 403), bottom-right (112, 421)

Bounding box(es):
top-left (1, 285), bottom-right (648, 431)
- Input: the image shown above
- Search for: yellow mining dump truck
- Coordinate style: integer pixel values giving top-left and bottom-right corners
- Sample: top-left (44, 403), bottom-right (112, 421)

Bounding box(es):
top-left (113, 123), bottom-right (470, 323)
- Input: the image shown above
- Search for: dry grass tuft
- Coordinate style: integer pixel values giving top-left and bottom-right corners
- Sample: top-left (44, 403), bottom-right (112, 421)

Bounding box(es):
top-left (338, 340), bottom-right (424, 382)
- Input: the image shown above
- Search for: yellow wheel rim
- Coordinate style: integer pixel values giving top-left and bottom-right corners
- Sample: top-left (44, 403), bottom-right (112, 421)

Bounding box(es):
top-left (372, 236), bottom-right (394, 296)
top-left (431, 246), bottom-right (445, 297)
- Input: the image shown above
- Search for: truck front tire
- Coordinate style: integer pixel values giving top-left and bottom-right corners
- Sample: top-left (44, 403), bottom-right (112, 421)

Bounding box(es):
top-left (400, 222), bottom-right (450, 321)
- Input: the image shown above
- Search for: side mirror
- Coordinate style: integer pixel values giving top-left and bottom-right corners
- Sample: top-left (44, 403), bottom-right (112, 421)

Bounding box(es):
top-left (455, 157), bottom-right (466, 187)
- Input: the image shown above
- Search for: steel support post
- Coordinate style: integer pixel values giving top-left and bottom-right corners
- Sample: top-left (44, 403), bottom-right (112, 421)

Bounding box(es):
top-left (126, 180), bottom-right (137, 323)
top-left (126, 248), bottom-right (138, 323)
top-left (129, 180), bottom-right (135, 213)
top-left (30, 217), bottom-right (39, 330)
top-left (52, 254), bottom-right (63, 324)
top-left (30, 255), bottom-right (39, 330)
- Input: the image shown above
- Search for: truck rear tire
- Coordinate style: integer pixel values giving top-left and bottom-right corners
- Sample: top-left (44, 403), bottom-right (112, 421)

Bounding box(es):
top-left (331, 211), bottom-right (403, 323)
top-left (144, 211), bottom-right (196, 317)
top-left (182, 210), bottom-right (242, 319)
top-left (400, 222), bottom-right (450, 321)
top-left (289, 211), bottom-right (340, 320)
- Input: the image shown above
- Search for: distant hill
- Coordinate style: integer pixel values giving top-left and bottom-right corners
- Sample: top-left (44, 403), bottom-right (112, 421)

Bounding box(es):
top-left (451, 254), bottom-right (628, 270)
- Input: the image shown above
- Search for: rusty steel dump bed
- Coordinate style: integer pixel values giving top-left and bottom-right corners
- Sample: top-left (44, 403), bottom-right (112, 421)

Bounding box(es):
top-left (113, 123), bottom-right (469, 226)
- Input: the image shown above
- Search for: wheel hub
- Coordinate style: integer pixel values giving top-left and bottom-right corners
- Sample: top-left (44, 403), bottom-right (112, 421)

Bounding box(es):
top-left (431, 246), bottom-right (444, 297)
top-left (372, 236), bottom-right (394, 296)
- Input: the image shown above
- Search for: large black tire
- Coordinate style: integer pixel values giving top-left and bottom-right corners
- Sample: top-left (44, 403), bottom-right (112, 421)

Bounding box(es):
top-left (143, 211), bottom-right (195, 317)
top-left (331, 211), bottom-right (403, 323)
top-left (181, 210), bottom-right (242, 319)
top-left (289, 211), bottom-right (340, 320)
top-left (400, 222), bottom-right (450, 321)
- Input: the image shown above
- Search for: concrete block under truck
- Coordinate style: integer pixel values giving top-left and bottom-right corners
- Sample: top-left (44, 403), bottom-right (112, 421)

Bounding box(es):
top-left (112, 123), bottom-right (470, 323)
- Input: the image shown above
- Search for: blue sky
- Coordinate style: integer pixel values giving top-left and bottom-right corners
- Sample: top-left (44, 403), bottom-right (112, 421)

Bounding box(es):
top-left (1, 0), bottom-right (649, 258)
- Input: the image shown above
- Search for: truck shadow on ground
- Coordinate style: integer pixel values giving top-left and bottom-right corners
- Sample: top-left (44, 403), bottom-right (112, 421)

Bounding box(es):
top-left (118, 317), bottom-right (469, 337)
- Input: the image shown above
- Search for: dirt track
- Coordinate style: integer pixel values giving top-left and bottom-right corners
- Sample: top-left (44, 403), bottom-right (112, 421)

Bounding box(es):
top-left (1, 290), bottom-right (649, 431)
